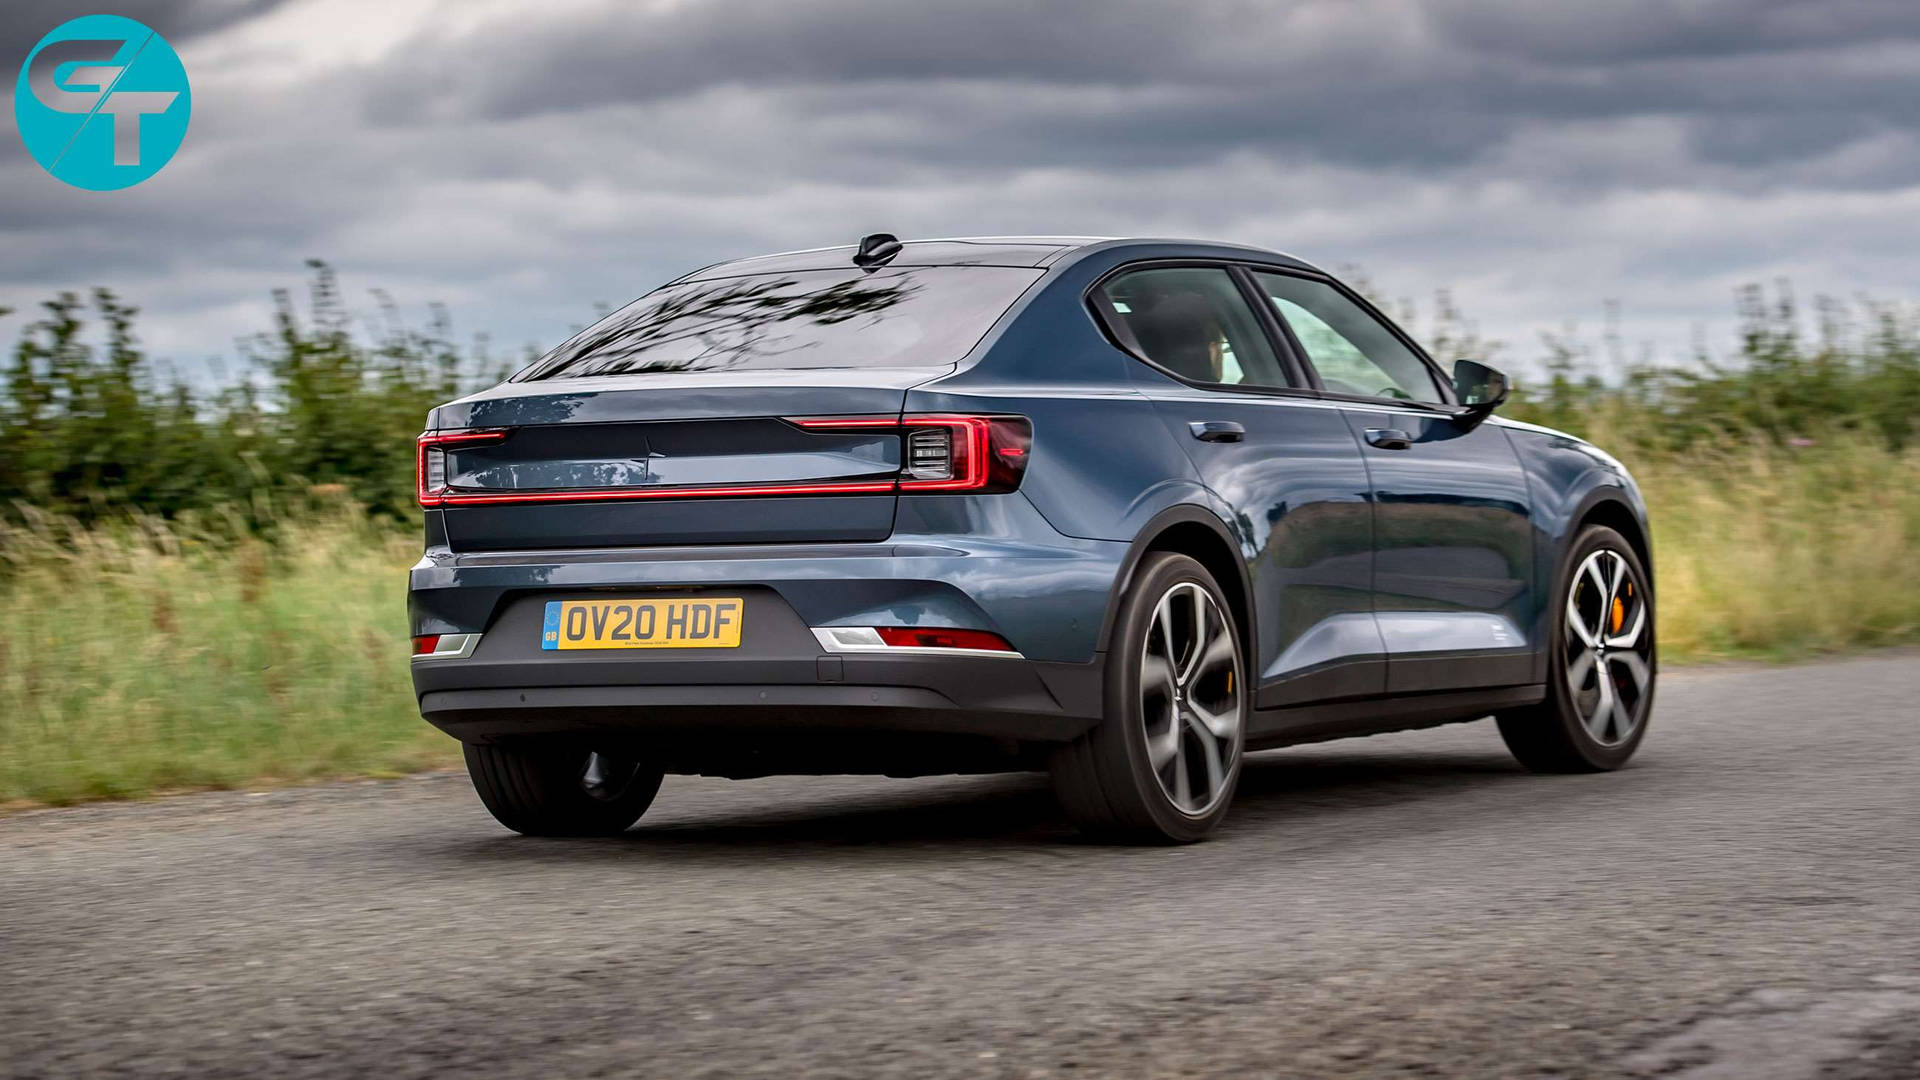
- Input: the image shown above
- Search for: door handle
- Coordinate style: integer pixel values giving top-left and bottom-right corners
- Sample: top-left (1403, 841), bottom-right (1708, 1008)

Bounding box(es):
top-left (1189, 420), bottom-right (1245, 443)
top-left (1365, 428), bottom-right (1414, 450)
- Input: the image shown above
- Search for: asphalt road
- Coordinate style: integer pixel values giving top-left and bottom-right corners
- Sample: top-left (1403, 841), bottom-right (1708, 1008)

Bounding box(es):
top-left (4, 653), bottom-right (1918, 1079)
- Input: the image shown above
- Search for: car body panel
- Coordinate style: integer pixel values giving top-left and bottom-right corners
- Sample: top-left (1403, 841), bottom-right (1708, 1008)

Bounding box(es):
top-left (411, 492), bottom-right (1124, 664)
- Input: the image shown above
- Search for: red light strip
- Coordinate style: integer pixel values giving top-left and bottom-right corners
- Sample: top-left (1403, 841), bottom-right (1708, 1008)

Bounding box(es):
top-left (789, 416), bottom-right (903, 429)
top-left (433, 480), bottom-right (899, 506)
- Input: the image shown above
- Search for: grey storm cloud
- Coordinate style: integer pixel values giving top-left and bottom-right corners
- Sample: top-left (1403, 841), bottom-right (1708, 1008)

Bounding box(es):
top-left (1, 0), bottom-right (294, 64)
top-left (361, 0), bottom-right (1920, 172)
top-left (2, 0), bottom-right (1919, 374)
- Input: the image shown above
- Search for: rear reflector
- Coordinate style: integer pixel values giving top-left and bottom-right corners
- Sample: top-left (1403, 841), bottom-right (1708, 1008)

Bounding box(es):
top-left (811, 625), bottom-right (1023, 656)
top-left (874, 627), bottom-right (1016, 652)
top-left (412, 633), bottom-right (481, 660)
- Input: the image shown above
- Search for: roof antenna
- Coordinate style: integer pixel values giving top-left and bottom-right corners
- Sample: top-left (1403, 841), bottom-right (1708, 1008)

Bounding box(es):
top-left (852, 232), bottom-right (903, 270)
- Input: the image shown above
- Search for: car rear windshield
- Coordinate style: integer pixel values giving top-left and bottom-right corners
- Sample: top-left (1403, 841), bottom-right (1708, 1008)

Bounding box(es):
top-left (518, 265), bottom-right (1045, 380)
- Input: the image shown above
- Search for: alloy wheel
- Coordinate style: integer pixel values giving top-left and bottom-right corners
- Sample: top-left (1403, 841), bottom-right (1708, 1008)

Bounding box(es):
top-left (1139, 581), bottom-right (1243, 815)
top-left (1564, 548), bottom-right (1652, 746)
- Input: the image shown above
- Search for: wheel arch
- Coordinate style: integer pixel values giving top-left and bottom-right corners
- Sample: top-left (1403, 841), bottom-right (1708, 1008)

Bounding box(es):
top-left (1100, 506), bottom-right (1254, 662)
top-left (1572, 492), bottom-right (1654, 590)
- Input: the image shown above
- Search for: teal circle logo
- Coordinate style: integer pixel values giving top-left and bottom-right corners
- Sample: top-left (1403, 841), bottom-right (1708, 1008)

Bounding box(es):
top-left (15, 14), bottom-right (191, 191)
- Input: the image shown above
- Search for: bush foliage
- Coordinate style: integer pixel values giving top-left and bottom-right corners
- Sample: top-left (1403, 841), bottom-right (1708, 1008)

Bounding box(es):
top-left (1503, 284), bottom-right (1920, 453)
top-left (0, 262), bottom-right (507, 523)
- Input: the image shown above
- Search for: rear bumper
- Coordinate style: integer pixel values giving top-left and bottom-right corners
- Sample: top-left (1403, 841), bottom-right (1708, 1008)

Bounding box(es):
top-left (408, 494), bottom-right (1122, 745)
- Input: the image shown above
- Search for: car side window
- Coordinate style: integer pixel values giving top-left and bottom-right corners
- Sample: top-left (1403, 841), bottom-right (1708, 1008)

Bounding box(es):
top-left (1252, 272), bottom-right (1443, 404)
top-left (1097, 267), bottom-right (1289, 389)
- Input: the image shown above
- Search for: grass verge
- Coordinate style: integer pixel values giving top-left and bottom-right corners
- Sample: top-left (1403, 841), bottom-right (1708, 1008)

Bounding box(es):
top-left (0, 506), bottom-right (453, 806)
top-left (1640, 437), bottom-right (1920, 659)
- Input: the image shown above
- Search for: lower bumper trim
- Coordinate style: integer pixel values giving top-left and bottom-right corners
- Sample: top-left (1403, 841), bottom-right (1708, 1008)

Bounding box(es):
top-left (420, 682), bottom-right (1098, 743)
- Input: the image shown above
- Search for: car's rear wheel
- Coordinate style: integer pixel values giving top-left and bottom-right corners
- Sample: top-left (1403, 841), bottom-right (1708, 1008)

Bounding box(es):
top-left (1497, 524), bottom-right (1656, 772)
top-left (463, 742), bottom-right (664, 836)
top-left (1049, 552), bottom-right (1246, 842)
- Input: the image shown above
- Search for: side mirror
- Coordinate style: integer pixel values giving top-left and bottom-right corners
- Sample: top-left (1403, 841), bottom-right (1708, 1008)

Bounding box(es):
top-left (1452, 359), bottom-right (1509, 427)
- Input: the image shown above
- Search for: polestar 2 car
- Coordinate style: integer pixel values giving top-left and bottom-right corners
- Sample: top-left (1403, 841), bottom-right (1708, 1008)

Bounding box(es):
top-left (410, 234), bottom-right (1655, 842)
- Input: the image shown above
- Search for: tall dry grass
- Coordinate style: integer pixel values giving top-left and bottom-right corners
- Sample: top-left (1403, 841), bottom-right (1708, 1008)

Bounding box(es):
top-left (1633, 436), bottom-right (1920, 660)
top-left (0, 503), bottom-right (452, 806)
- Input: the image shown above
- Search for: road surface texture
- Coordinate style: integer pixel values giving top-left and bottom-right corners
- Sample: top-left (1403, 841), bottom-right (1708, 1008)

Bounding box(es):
top-left (4, 652), bottom-right (1917, 1079)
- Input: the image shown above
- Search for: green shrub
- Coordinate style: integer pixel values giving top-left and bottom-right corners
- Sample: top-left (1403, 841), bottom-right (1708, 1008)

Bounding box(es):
top-left (0, 262), bottom-right (513, 524)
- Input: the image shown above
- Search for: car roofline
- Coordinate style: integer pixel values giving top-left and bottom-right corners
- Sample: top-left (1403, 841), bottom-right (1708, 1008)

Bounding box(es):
top-left (1057, 237), bottom-right (1325, 275)
top-left (668, 236), bottom-right (1325, 285)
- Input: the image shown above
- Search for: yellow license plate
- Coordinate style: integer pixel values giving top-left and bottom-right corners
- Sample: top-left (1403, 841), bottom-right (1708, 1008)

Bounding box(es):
top-left (541, 598), bottom-right (744, 650)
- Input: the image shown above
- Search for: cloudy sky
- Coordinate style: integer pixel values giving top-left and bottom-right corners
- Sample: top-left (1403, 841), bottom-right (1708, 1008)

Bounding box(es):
top-left (5, 0), bottom-right (1919, 379)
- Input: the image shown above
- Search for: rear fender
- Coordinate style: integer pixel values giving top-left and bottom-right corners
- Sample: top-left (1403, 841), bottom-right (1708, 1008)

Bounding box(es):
top-left (1094, 503), bottom-right (1252, 663)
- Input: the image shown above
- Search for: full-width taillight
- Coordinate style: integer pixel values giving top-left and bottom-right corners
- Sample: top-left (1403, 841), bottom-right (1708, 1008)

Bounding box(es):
top-left (415, 416), bottom-right (1030, 508)
top-left (793, 415), bottom-right (1032, 493)
top-left (416, 430), bottom-right (508, 507)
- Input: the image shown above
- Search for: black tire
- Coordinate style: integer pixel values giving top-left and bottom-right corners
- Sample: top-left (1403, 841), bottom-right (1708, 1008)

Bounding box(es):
top-left (462, 742), bottom-right (664, 836)
top-left (1497, 524), bottom-right (1656, 772)
top-left (1049, 552), bottom-right (1247, 843)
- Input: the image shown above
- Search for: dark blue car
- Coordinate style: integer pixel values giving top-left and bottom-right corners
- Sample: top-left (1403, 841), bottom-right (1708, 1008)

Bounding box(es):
top-left (410, 235), bottom-right (1655, 842)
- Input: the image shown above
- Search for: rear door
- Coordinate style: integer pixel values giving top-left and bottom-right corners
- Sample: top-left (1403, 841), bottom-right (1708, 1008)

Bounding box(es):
top-left (1250, 270), bottom-right (1535, 694)
top-left (1094, 264), bottom-right (1385, 706)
